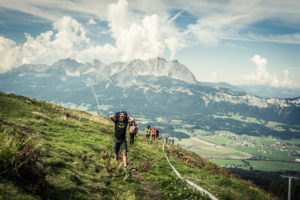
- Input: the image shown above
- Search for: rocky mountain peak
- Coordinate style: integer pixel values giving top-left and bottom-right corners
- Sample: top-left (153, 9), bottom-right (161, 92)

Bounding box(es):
top-left (124, 57), bottom-right (197, 84)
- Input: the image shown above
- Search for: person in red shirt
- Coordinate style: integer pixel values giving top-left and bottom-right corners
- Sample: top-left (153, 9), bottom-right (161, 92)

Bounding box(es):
top-left (151, 128), bottom-right (156, 140)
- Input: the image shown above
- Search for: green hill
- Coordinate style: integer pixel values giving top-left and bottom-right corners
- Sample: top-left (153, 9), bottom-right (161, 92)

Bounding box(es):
top-left (0, 92), bottom-right (274, 200)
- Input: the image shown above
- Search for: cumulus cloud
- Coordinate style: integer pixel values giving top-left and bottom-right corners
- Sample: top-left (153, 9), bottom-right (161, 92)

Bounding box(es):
top-left (108, 0), bottom-right (130, 39)
top-left (165, 36), bottom-right (185, 60)
top-left (115, 14), bottom-right (165, 61)
top-left (107, 0), bottom-right (185, 61)
top-left (0, 36), bottom-right (20, 73)
top-left (19, 16), bottom-right (90, 65)
top-left (0, 16), bottom-right (117, 72)
top-left (107, 0), bottom-right (180, 61)
top-left (241, 55), bottom-right (292, 87)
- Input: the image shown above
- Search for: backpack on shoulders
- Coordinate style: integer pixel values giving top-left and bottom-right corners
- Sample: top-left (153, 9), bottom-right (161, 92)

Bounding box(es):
top-left (129, 122), bottom-right (138, 133)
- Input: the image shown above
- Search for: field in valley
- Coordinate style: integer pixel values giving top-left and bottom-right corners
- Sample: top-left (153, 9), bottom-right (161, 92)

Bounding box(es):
top-left (171, 114), bottom-right (300, 173)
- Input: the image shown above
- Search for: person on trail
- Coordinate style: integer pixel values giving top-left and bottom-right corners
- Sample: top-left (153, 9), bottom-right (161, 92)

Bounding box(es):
top-left (145, 125), bottom-right (151, 139)
top-left (156, 129), bottom-right (159, 139)
top-left (129, 121), bottom-right (138, 145)
top-left (152, 128), bottom-right (156, 140)
top-left (110, 111), bottom-right (134, 168)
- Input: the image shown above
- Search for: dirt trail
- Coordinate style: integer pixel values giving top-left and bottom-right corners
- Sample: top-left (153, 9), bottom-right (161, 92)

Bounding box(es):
top-left (131, 170), bottom-right (162, 200)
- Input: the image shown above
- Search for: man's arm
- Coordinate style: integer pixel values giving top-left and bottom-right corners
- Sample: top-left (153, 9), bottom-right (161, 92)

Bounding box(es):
top-left (110, 114), bottom-right (117, 122)
top-left (128, 117), bottom-right (135, 123)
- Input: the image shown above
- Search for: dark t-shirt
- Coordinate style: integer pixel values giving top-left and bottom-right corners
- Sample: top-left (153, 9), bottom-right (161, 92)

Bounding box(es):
top-left (114, 117), bottom-right (128, 140)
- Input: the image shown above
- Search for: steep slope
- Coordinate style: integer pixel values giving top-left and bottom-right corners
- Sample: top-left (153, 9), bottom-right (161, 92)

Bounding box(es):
top-left (0, 92), bottom-right (274, 200)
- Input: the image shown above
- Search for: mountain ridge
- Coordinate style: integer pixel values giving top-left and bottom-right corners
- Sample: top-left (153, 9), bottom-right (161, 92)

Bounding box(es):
top-left (1, 58), bottom-right (300, 140)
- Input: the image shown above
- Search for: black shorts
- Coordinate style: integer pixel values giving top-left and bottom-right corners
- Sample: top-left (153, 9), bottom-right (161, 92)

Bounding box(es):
top-left (112, 138), bottom-right (128, 153)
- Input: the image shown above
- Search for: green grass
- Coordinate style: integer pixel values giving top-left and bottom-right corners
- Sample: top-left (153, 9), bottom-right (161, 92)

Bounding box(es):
top-left (212, 114), bottom-right (263, 125)
top-left (0, 92), bottom-right (274, 200)
top-left (235, 145), bottom-right (298, 161)
top-left (211, 159), bottom-right (300, 172)
top-left (248, 161), bottom-right (300, 172)
top-left (211, 159), bottom-right (245, 167)
top-left (165, 144), bottom-right (273, 200)
top-left (196, 135), bottom-right (230, 146)
top-left (192, 131), bottom-right (300, 162)
top-left (174, 128), bottom-right (192, 135)
top-left (178, 138), bottom-right (250, 160)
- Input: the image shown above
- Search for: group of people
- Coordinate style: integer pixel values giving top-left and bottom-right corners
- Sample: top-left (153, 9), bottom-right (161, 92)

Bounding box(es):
top-left (145, 125), bottom-right (160, 140)
top-left (165, 136), bottom-right (175, 145)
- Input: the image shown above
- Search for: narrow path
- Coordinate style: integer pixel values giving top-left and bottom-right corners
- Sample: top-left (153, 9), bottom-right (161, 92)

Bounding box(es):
top-left (162, 142), bottom-right (219, 200)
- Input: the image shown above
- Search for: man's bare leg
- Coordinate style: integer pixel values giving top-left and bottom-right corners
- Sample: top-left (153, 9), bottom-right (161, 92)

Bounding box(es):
top-left (114, 152), bottom-right (118, 161)
top-left (122, 152), bottom-right (127, 168)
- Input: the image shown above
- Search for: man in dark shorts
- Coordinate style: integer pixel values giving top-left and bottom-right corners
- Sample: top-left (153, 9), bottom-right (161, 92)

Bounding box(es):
top-left (110, 111), bottom-right (135, 168)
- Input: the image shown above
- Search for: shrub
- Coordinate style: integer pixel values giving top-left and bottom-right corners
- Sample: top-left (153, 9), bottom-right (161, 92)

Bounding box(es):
top-left (0, 129), bottom-right (27, 173)
top-left (0, 129), bottom-right (46, 194)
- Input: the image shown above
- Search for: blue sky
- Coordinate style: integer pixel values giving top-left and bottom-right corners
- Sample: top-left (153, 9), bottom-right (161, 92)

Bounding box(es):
top-left (0, 0), bottom-right (300, 88)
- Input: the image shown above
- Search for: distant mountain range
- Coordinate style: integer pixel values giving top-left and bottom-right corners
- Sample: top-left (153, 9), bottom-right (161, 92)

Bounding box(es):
top-left (1, 58), bottom-right (299, 139)
top-left (236, 85), bottom-right (300, 99)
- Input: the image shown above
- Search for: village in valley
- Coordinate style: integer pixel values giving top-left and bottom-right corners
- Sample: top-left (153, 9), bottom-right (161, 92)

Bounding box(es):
top-left (217, 132), bottom-right (300, 160)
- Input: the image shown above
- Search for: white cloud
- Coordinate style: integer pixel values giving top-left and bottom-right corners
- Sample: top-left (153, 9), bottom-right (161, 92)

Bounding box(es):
top-left (115, 14), bottom-right (166, 61)
top-left (241, 55), bottom-right (292, 87)
top-left (108, 0), bottom-right (130, 39)
top-left (0, 36), bottom-right (20, 73)
top-left (0, 0), bottom-right (112, 22)
top-left (165, 37), bottom-right (185, 60)
top-left (53, 16), bottom-right (89, 45)
top-left (243, 33), bottom-right (300, 44)
top-left (19, 16), bottom-right (90, 65)
top-left (0, 16), bottom-right (116, 72)
top-left (185, 1), bottom-right (300, 45)
top-left (187, 14), bottom-right (250, 46)
top-left (87, 18), bottom-right (97, 25)
top-left (1, 0), bottom-right (300, 47)
top-left (107, 0), bottom-right (184, 61)
top-left (282, 69), bottom-right (293, 86)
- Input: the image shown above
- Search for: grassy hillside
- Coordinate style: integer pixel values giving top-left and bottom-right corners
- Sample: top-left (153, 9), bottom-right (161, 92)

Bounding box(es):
top-left (0, 92), bottom-right (274, 200)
